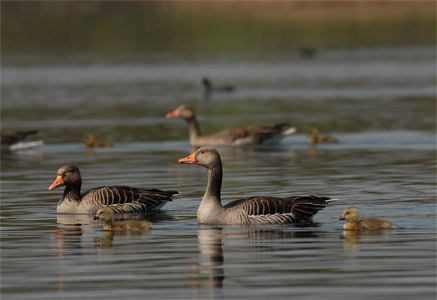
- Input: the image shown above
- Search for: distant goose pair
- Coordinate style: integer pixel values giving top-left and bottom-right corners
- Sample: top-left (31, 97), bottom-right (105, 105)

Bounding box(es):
top-left (166, 105), bottom-right (296, 147)
top-left (49, 148), bottom-right (333, 225)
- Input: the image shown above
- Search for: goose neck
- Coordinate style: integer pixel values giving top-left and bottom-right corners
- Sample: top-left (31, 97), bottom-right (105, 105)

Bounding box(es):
top-left (205, 162), bottom-right (222, 203)
top-left (63, 183), bottom-right (82, 203)
top-left (187, 117), bottom-right (201, 143)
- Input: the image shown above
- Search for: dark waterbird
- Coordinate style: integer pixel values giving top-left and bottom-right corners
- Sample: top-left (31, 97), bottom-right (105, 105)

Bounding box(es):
top-left (199, 76), bottom-right (234, 99)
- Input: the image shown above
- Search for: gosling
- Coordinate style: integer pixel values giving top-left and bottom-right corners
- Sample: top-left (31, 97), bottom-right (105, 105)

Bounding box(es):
top-left (94, 207), bottom-right (152, 231)
top-left (309, 128), bottom-right (338, 144)
top-left (84, 135), bottom-right (112, 148)
top-left (339, 207), bottom-right (396, 230)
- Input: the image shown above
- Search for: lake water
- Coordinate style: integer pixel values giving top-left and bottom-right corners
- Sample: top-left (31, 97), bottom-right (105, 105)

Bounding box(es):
top-left (1, 46), bottom-right (436, 299)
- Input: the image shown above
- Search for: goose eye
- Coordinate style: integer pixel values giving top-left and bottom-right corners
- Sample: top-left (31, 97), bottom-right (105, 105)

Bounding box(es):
top-left (200, 150), bottom-right (205, 154)
top-left (345, 212), bottom-right (350, 215)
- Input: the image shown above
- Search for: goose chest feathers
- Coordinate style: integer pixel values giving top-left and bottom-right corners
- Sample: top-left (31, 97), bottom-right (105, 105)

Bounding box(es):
top-left (178, 147), bottom-right (334, 225)
top-left (166, 105), bottom-right (296, 147)
top-left (49, 164), bottom-right (179, 214)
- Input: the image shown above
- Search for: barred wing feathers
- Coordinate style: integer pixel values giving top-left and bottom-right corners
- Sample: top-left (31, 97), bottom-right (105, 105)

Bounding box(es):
top-left (223, 195), bottom-right (331, 224)
top-left (82, 186), bottom-right (179, 213)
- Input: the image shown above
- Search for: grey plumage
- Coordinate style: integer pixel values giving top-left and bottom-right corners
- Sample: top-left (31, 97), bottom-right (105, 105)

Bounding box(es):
top-left (178, 147), bottom-right (334, 225)
top-left (167, 105), bottom-right (295, 147)
top-left (49, 164), bottom-right (179, 214)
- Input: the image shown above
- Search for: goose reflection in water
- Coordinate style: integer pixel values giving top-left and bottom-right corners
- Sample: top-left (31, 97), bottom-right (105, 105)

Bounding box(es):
top-left (54, 213), bottom-right (156, 250)
top-left (187, 225), bottom-right (319, 294)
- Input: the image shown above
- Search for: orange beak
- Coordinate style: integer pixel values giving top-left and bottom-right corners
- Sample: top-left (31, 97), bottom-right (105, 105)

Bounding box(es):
top-left (178, 153), bottom-right (197, 164)
top-left (49, 175), bottom-right (65, 191)
top-left (166, 109), bottom-right (180, 118)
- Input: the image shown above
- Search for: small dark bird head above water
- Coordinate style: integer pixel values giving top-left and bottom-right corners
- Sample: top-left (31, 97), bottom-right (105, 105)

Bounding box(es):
top-left (199, 77), bottom-right (212, 89)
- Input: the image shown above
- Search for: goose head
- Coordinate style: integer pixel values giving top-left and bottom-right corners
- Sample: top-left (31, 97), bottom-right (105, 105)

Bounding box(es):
top-left (166, 105), bottom-right (195, 121)
top-left (178, 147), bottom-right (221, 169)
top-left (339, 207), bottom-right (360, 223)
top-left (48, 164), bottom-right (82, 191)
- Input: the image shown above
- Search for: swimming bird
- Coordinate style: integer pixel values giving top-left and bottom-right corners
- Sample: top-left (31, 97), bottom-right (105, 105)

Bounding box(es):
top-left (166, 105), bottom-right (296, 147)
top-left (199, 76), bottom-right (234, 99)
top-left (339, 207), bottom-right (396, 230)
top-left (178, 147), bottom-right (334, 225)
top-left (1, 130), bottom-right (44, 151)
top-left (94, 207), bottom-right (152, 231)
top-left (309, 128), bottom-right (338, 144)
top-left (49, 164), bottom-right (179, 214)
top-left (84, 135), bottom-right (112, 148)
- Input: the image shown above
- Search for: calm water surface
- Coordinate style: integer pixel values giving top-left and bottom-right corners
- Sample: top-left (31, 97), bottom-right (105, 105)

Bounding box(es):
top-left (1, 47), bottom-right (436, 299)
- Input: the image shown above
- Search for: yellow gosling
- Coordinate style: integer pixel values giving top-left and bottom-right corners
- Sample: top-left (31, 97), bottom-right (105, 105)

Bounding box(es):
top-left (84, 135), bottom-right (112, 148)
top-left (309, 128), bottom-right (339, 144)
top-left (339, 207), bottom-right (396, 230)
top-left (94, 207), bottom-right (152, 231)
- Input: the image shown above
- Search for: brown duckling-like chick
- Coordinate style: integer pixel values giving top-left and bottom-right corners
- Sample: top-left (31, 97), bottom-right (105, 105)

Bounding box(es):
top-left (84, 135), bottom-right (112, 148)
top-left (94, 207), bottom-right (152, 231)
top-left (339, 207), bottom-right (396, 230)
top-left (309, 128), bottom-right (338, 144)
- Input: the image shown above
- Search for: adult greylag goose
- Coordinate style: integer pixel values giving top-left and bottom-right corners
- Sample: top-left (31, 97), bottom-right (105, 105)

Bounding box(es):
top-left (178, 147), bottom-right (334, 225)
top-left (1, 130), bottom-right (44, 151)
top-left (94, 207), bottom-right (152, 231)
top-left (309, 128), bottom-right (339, 144)
top-left (166, 105), bottom-right (296, 147)
top-left (49, 164), bottom-right (179, 214)
top-left (339, 207), bottom-right (396, 230)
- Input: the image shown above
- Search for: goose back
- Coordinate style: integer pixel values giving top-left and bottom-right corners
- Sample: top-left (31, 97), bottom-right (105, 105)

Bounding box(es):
top-left (78, 186), bottom-right (178, 214)
top-left (224, 195), bottom-right (332, 224)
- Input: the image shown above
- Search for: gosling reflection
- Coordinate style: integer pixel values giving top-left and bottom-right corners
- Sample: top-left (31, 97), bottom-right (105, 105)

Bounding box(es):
top-left (341, 229), bottom-right (396, 254)
top-left (95, 229), bottom-right (151, 249)
top-left (55, 213), bottom-right (154, 251)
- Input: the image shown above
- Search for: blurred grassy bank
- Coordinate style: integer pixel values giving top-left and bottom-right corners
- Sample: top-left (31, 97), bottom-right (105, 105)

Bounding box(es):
top-left (1, 1), bottom-right (436, 64)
